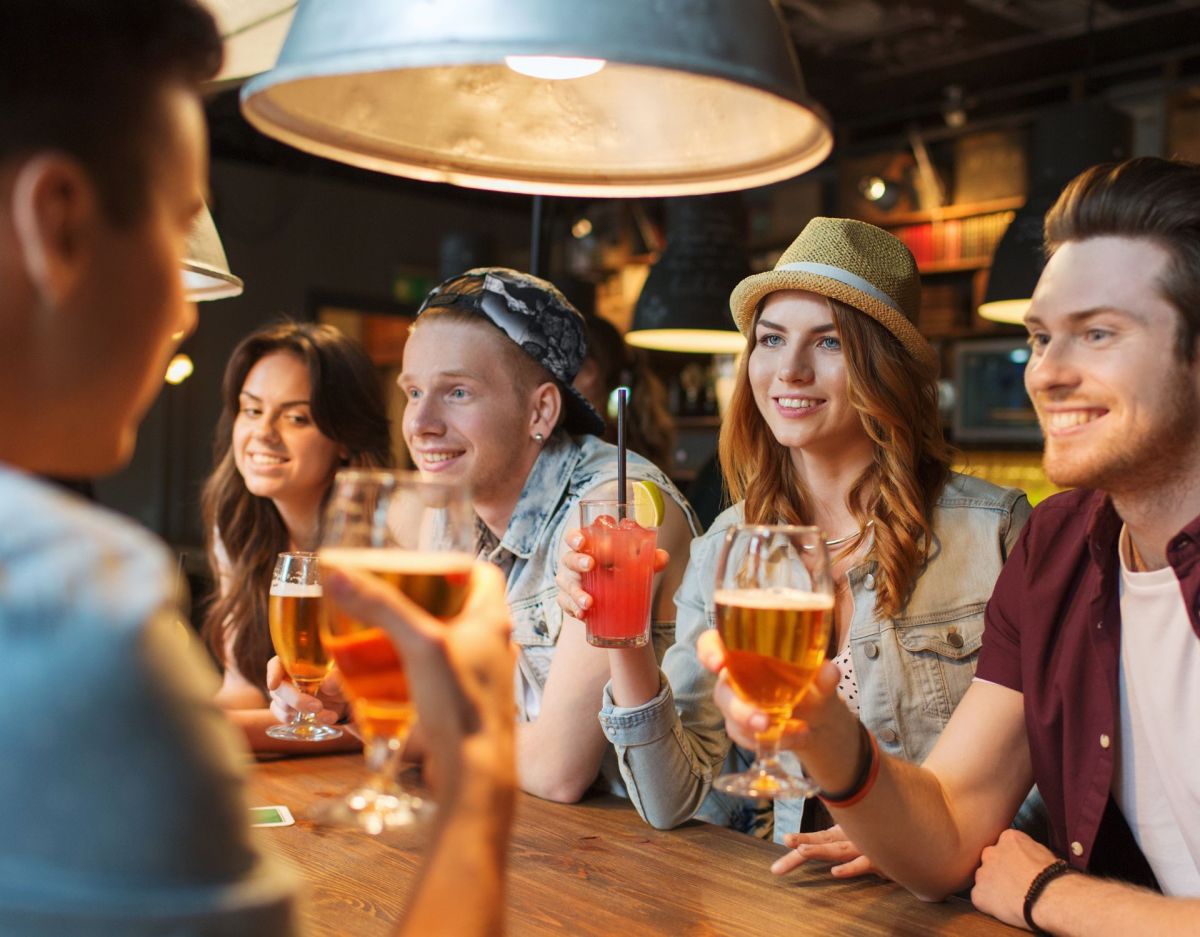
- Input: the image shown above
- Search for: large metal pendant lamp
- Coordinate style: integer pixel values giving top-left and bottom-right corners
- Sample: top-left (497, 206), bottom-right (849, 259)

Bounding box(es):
top-left (240, 0), bottom-right (832, 197)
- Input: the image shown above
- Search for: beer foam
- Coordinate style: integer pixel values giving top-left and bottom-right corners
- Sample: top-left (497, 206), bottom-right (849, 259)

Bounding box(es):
top-left (319, 547), bottom-right (475, 575)
top-left (270, 582), bottom-right (323, 598)
top-left (713, 588), bottom-right (834, 611)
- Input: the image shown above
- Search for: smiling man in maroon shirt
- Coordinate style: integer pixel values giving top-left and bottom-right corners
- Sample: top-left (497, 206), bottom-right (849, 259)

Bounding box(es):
top-left (702, 157), bottom-right (1200, 936)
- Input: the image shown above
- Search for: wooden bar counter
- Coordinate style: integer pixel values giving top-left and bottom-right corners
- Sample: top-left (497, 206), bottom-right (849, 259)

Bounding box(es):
top-left (248, 754), bottom-right (1018, 936)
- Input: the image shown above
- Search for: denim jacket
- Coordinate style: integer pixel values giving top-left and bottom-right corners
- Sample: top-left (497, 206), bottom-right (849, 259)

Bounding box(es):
top-left (477, 432), bottom-right (699, 724)
top-left (598, 471), bottom-right (1031, 841)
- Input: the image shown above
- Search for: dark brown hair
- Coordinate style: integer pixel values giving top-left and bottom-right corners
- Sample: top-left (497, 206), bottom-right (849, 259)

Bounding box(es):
top-left (719, 298), bottom-right (952, 619)
top-left (201, 322), bottom-right (393, 690)
top-left (1044, 157), bottom-right (1200, 360)
top-left (0, 0), bottom-right (222, 225)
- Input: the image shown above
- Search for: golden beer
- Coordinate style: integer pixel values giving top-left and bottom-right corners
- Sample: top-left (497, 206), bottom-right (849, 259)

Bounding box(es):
top-left (319, 548), bottom-right (474, 738)
top-left (715, 588), bottom-right (834, 715)
top-left (268, 582), bottom-right (332, 689)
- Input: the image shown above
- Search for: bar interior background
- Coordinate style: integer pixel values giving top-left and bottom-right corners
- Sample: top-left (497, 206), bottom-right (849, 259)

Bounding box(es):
top-left (95, 0), bottom-right (1200, 605)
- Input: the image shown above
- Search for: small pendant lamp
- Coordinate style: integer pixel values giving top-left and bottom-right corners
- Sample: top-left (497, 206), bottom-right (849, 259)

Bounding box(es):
top-left (240, 0), bottom-right (832, 197)
top-left (182, 205), bottom-right (244, 302)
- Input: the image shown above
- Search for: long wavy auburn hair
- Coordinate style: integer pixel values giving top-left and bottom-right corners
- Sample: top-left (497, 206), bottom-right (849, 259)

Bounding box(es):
top-left (201, 322), bottom-right (393, 690)
top-left (719, 297), bottom-right (953, 619)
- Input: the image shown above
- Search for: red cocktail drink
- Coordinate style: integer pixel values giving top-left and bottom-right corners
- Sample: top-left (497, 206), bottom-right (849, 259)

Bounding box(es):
top-left (580, 500), bottom-right (657, 648)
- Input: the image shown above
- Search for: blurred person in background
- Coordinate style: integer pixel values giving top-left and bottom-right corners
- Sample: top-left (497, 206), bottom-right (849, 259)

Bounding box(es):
top-left (574, 312), bottom-right (676, 472)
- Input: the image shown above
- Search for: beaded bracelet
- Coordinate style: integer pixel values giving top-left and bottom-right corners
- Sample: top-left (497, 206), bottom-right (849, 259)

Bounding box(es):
top-left (1023, 858), bottom-right (1072, 935)
top-left (818, 721), bottom-right (880, 809)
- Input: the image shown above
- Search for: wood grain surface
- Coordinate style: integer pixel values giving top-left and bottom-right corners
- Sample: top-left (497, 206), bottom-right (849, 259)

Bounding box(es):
top-left (248, 754), bottom-right (1018, 936)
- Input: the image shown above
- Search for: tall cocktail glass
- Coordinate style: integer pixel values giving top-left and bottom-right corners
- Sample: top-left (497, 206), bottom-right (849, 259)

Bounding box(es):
top-left (712, 525), bottom-right (833, 799)
top-left (318, 470), bottom-right (475, 833)
top-left (579, 498), bottom-right (657, 648)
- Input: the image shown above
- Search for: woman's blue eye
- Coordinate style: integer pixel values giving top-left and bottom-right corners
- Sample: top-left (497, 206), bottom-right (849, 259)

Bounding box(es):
top-left (817, 336), bottom-right (841, 350)
top-left (757, 333), bottom-right (783, 348)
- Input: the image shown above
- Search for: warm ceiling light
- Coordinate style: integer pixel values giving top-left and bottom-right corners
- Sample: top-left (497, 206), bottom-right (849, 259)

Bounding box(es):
top-left (860, 176), bottom-right (888, 201)
top-left (165, 354), bottom-right (195, 385)
top-left (240, 0), bottom-right (832, 197)
top-left (625, 328), bottom-right (747, 355)
top-left (504, 55), bottom-right (605, 80)
top-left (977, 298), bottom-right (1030, 324)
top-left (183, 205), bottom-right (244, 302)
top-left (571, 218), bottom-right (594, 239)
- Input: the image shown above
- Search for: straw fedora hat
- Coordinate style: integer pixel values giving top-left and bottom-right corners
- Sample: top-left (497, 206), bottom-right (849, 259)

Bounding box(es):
top-left (729, 217), bottom-right (937, 372)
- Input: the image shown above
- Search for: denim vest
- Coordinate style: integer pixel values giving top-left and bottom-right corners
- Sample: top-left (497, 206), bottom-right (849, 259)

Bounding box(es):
top-left (598, 471), bottom-right (1032, 840)
top-left (477, 432), bottom-right (698, 723)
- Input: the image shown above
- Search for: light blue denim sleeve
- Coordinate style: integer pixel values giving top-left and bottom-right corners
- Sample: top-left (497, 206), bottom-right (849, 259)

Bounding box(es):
top-left (597, 510), bottom-right (738, 829)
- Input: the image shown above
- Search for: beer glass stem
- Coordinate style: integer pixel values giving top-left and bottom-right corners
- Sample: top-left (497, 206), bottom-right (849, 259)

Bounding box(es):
top-left (364, 734), bottom-right (406, 790)
top-left (752, 720), bottom-right (784, 778)
top-left (289, 679), bottom-right (324, 732)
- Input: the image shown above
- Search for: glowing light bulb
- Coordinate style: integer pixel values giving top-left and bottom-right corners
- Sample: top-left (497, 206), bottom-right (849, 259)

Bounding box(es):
top-left (165, 354), bottom-right (194, 385)
top-left (504, 55), bottom-right (606, 80)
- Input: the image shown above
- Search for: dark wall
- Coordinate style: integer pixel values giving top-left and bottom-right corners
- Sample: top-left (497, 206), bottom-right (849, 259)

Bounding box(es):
top-left (94, 158), bottom-right (532, 555)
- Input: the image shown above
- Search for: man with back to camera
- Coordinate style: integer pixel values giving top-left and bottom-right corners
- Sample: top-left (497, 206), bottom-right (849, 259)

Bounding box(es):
top-left (703, 157), bottom-right (1200, 935)
top-left (0, 3), bottom-right (517, 935)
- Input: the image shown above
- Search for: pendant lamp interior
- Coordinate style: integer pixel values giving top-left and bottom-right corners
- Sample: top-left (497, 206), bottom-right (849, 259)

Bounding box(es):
top-left (241, 0), bottom-right (832, 197)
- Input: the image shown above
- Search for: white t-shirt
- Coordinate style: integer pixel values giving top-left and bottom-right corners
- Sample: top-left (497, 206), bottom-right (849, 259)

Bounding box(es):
top-left (1113, 526), bottom-right (1200, 896)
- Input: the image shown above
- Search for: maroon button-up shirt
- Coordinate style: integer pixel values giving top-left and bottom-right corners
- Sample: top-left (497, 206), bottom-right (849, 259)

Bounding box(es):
top-left (977, 487), bottom-right (1200, 882)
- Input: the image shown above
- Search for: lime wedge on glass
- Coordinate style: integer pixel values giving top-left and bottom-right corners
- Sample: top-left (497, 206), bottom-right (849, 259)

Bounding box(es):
top-left (632, 480), bottom-right (665, 528)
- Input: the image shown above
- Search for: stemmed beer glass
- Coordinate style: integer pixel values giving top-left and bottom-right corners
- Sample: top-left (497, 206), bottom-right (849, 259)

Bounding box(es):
top-left (318, 470), bottom-right (475, 833)
top-left (266, 552), bottom-right (342, 742)
top-left (712, 525), bottom-right (834, 799)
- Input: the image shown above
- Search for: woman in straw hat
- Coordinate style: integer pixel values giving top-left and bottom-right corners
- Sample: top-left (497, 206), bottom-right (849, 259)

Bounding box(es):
top-left (558, 217), bottom-right (1041, 871)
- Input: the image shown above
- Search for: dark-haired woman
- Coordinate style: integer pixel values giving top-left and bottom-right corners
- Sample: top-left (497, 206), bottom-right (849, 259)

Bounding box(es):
top-left (558, 218), bottom-right (1042, 870)
top-left (201, 321), bottom-right (392, 752)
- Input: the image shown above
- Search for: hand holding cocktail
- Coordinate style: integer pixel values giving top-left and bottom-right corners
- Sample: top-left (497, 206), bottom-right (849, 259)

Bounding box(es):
top-left (575, 481), bottom-right (664, 648)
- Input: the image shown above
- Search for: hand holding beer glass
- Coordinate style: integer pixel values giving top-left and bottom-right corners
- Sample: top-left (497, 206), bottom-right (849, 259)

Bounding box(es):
top-left (266, 552), bottom-right (342, 742)
top-left (318, 470), bottom-right (475, 833)
top-left (713, 525), bottom-right (833, 799)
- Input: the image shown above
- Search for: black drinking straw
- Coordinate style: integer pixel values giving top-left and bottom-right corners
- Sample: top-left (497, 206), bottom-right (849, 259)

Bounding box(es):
top-left (617, 387), bottom-right (628, 521)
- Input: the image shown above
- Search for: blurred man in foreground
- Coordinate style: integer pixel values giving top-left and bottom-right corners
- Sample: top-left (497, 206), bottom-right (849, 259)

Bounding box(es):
top-left (0, 2), bottom-right (514, 934)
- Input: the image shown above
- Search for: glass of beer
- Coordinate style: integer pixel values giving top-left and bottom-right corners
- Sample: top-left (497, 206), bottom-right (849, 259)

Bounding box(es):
top-left (318, 470), bottom-right (475, 833)
top-left (712, 525), bottom-right (833, 799)
top-left (266, 552), bottom-right (342, 742)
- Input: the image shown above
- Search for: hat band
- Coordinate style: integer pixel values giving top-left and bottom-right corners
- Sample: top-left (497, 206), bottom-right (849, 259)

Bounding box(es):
top-left (776, 261), bottom-right (901, 313)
